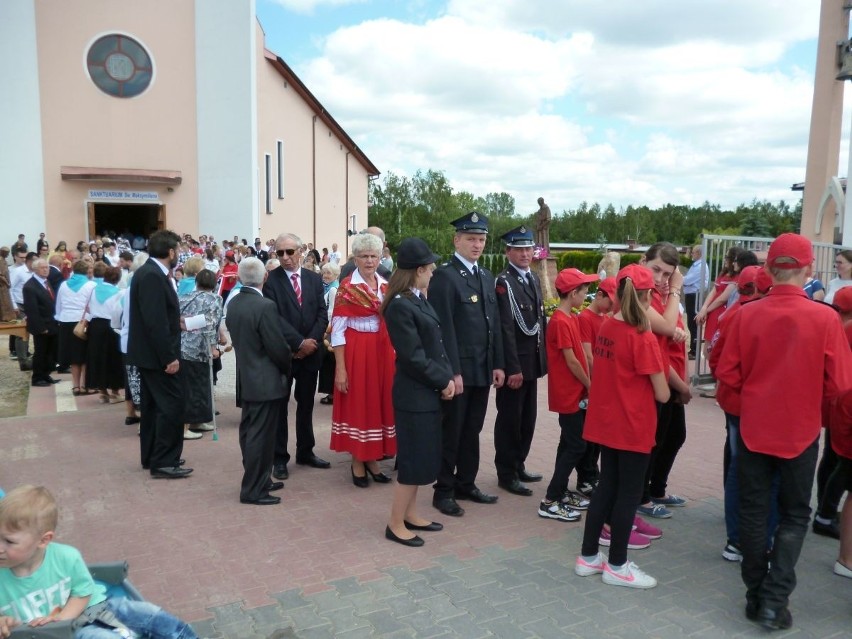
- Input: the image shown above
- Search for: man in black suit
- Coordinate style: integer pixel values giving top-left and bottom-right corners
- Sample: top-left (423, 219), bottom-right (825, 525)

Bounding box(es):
top-left (22, 259), bottom-right (59, 387)
top-left (264, 232), bottom-right (331, 479)
top-left (127, 230), bottom-right (190, 479)
top-left (428, 211), bottom-right (505, 517)
top-left (493, 226), bottom-right (548, 496)
top-left (46, 254), bottom-right (64, 296)
top-left (254, 238), bottom-right (269, 264)
top-left (227, 257), bottom-right (292, 505)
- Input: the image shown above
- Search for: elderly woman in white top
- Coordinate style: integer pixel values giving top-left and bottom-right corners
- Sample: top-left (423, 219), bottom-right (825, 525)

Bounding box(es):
top-left (86, 264), bottom-right (125, 403)
top-left (329, 233), bottom-right (396, 486)
top-left (54, 259), bottom-right (97, 395)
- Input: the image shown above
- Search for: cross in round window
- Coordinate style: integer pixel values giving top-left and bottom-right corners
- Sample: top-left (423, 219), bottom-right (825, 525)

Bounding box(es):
top-left (87, 34), bottom-right (153, 98)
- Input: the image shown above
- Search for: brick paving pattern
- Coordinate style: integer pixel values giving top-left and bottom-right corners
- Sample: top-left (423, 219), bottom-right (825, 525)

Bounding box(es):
top-left (1, 352), bottom-right (850, 637)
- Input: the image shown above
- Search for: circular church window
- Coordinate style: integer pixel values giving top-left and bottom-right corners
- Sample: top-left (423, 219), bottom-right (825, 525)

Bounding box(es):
top-left (87, 34), bottom-right (153, 98)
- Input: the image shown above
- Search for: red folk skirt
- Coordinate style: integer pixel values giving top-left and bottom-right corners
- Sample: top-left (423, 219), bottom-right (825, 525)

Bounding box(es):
top-left (330, 327), bottom-right (396, 461)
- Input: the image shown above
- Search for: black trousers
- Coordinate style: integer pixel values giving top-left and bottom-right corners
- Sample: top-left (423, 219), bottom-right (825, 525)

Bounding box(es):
top-left (273, 367), bottom-right (318, 466)
top-left (240, 399), bottom-right (282, 501)
top-left (493, 379), bottom-right (538, 483)
top-left (434, 384), bottom-right (490, 499)
top-left (31, 333), bottom-right (57, 383)
top-left (545, 411), bottom-right (586, 502)
top-left (139, 367), bottom-right (185, 471)
top-left (581, 446), bottom-right (650, 566)
top-left (642, 398), bottom-right (686, 503)
top-left (816, 430), bottom-right (845, 519)
top-left (647, 400), bottom-right (686, 500)
top-left (738, 433), bottom-right (818, 611)
top-left (685, 292), bottom-right (699, 355)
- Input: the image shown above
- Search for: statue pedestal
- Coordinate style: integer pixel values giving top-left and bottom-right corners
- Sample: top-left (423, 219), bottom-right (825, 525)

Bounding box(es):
top-left (534, 257), bottom-right (558, 300)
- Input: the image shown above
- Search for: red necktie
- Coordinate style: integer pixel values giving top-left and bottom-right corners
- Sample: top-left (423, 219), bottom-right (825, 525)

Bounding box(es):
top-left (291, 273), bottom-right (302, 305)
top-left (44, 281), bottom-right (54, 301)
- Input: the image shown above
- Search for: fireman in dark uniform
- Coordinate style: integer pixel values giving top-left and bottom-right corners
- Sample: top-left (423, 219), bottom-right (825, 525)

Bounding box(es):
top-left (428, 211), bottom-right (505, 517)
top-left (493, 225), bottom-right (548, 495)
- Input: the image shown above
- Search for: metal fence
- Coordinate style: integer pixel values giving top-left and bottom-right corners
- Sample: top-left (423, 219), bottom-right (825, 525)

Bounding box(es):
top-left (692, 233), bottom-right (852, 385)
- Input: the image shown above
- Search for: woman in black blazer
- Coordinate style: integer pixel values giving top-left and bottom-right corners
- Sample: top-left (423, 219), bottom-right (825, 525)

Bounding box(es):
top-left (381, 238), bottom-right (455, 547)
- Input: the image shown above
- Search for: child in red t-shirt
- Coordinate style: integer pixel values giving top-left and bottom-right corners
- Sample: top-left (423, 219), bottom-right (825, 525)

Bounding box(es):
top-left (574, 264), bottom-right (670, 589)
top-left (572, 277), bottom-right (617, 497)
top-left (538, 269), bottom-right (598, 523)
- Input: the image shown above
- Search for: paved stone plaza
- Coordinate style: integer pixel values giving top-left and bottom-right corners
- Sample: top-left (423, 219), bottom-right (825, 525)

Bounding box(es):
top-left (2, 352), bottom-right (850, 638)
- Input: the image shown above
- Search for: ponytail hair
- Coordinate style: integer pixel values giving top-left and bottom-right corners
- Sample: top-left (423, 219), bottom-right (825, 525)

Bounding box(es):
top-left (618, 277), bottom-right (650, 332)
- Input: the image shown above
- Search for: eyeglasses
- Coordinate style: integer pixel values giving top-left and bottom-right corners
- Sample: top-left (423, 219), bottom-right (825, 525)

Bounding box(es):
top-left (276, 248), bottom-right (297, 257)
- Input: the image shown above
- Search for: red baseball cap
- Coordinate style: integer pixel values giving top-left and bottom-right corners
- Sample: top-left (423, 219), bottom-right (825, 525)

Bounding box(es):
top-left (833, 287), bottom-right (852, 314)
top-left (737, 265), bottom-right (772, 298)
top-left (225, 250), bottom-right (235, 259)
top-left (555, 268), bottom-right (598, 294)
top-left (766, 233), bottom-right (813, 269)
top-left (597, 277), bottom-right (617, 298)
top-left (617, 264), bottom-right (655, 290)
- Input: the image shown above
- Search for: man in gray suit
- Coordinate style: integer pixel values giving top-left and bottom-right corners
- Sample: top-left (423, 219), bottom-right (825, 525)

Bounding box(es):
top-left (226, 258), bottom-right (292, 505)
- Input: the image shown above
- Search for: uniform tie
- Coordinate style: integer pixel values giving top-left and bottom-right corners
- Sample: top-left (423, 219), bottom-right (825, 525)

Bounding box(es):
top-left (291, 273), bottom-right (302, 305)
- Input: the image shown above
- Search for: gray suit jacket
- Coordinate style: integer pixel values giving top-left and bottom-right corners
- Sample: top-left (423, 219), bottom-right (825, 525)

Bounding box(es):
top-left (226, 287), bottom-right (292, 403)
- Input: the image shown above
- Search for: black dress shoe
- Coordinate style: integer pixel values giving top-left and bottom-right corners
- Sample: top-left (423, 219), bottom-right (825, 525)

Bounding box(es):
top-left (272, 464), bottom-right (289, 480)
top-left (456, 488), bottom-right (498, 504)
top-left (240, 495), bottom-right (281, 505)
top-left (498, 479), bottom-right (533, 496)
top-left (56, 367), bottom-right (71, 374)
top-left (150, 466), bottom-right (193, 479)
top-left (47, 377), bottom-right (61, 384)
top-left (745, 600), bottom-right (759, 621)
top-left (404, 520), bottom-right (443, 532)
top-left (813, 518), bottom-right (840, 539)
top-left (296, 454), bottom-right (331, 469)
top-left (266, 481), bottom-right (285, 492)
top-left (366, 467), bottom-right (392, 483)
top-left (124, 416), bottom-right (141, 425)
top-left (757, 606), bottom-right (792, 631)
top-left (433, 497), bottom-right (464, 517)
top-left (385, 526), bottom-right (424, 547)
top-left (351, 465), bottom-right (369, 488)
top-left (518, 469), bottom-right (543, 483)
top-left (31, 380), bottom-right (51, 387)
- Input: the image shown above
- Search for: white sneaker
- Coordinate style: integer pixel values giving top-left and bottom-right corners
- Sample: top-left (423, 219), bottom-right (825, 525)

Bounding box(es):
top-left (538, 500), bottom-right (581, 522)
top-left (575, 553), bottom-right (605, 577)
top-left (183, 429), bottom-right (203, 440)
top-left (834, 560), bottom-right (852, 579)
top-left (189, 423), bottom-right (215, 432)
top-left (601, 561), bottom-right (657, 589)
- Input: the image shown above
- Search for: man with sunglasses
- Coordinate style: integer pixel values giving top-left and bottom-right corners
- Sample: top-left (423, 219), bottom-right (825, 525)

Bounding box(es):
top-left (264, 233), bottom-right (332, 481)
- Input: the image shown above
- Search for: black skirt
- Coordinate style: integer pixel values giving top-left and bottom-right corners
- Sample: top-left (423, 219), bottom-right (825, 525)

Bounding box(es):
top-left (85, 318), bottom-right (124, 391)
top-left (394, 408), bottom-right (442, 486)
top-left (57, 321), bottom-right (87, 366)
top-left (180, 358), bottom-right (213, 424)
top-left (317, 348), bottom-right (335, 395)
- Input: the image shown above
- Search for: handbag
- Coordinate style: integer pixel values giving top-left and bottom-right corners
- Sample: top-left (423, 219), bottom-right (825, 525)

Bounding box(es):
top-left (73, 291), bottom-right (93, 340)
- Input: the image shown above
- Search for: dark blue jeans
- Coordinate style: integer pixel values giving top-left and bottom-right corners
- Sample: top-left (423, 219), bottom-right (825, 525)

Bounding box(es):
top-left (737, 433), bottom-right (819, 611)
top-left (75, 598), bottom-right (198, 639)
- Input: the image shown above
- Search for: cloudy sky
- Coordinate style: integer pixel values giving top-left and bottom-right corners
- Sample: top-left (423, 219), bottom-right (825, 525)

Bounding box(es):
top-left (256, 0), bottom-right (851, 214)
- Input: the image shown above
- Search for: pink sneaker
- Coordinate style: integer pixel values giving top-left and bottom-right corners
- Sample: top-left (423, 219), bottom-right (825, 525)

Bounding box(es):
top-left (632, 515), bottom-right (662, 540)
top-left (599, 527), bottom-right (651, 549)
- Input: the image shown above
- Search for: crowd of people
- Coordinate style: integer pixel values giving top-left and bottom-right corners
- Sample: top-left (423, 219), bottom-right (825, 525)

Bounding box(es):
top-left (2, 221), bottom-right (852, 635)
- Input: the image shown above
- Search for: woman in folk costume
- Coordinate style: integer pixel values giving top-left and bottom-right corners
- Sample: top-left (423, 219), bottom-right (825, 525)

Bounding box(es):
top-left (330, 232), bottom-right (396, 486)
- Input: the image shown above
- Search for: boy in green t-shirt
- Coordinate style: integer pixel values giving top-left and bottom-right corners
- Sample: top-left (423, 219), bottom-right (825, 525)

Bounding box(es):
top-left (0, 485), bottom-right (198, 638)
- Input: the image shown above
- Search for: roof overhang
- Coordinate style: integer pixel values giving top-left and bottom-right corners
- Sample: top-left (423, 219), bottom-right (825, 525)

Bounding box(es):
top-left (264, 49), bottom-right (380, 178)
top-left (60, 166), bottom-right (182, 185)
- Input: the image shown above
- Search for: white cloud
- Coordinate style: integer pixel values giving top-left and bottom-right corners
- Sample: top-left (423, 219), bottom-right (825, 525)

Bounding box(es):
top-left (285, 0), bottom-right (840, 212)
top-left (271, 0), bottom-right (365, 15)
